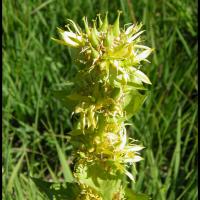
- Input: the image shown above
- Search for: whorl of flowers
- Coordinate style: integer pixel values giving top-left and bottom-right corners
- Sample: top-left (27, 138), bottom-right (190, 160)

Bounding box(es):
top-left (53, 11), bottom-right (152, 200)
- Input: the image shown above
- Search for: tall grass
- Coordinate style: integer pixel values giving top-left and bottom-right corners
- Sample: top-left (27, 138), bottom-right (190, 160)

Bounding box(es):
top-left (3, 0), bottom-right (197, 199)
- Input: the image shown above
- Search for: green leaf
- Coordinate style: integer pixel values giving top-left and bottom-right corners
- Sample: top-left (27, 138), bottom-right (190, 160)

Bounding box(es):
top-left (126, 81), bottom-right (146, 90)
top-left (54, 140), bottom-right (74, 182)
top-left (123, 89), bottom-right (147, 119)
top-left (52, 89), bottom-right (76, 112)
top-left (77, 163), bottom-right (122, 200)
top-left (110, 87), bottom-right (121, 100)
top-left (125, 188), bottom-right (150, 200)
top-left (31, 178), bottom-right (81, 200)
top-left (53, 90), bottom-right (90, 112)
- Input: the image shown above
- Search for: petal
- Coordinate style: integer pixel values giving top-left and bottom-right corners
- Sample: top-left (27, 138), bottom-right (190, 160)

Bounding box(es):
top-left (125, 170), bottom-right (135, 181)
top-left (134, 44), bottom-right (151, 50)
top-left (127, 145), bottom-right (145, 152)
top-left (134, 69), bottom-right (152, 84)
top-left (62, 32), bottom-right (80, 47)
top-left (124, 156), bottom-right (143, 163)
top-left (136, 49), bottom-right (152, 61)
top-left (66, 19), bottom-right (81, 34)
top-left (64, 31), bottom-right (83, 42)
top-left (132, 155), bottom-right (143, 162)
top-left (125, 24), bottom-right (135, 35)
top-left (127, 30), bottom-right (145, 43)
top-left (51, 37), bottom-right (69, 46)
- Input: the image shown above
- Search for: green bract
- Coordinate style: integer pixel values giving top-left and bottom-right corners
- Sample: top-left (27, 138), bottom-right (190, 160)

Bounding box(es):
top-left (52, 12), bottom-right (152, 200)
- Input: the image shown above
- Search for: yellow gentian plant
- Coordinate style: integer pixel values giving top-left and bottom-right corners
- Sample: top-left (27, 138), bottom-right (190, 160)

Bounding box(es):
top-left (34, 11), bottom-right (153, 200)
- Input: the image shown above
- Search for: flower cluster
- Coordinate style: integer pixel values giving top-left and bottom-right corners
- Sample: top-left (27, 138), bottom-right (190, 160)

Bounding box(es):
top-left (53, 11), bottom-right (152, 199)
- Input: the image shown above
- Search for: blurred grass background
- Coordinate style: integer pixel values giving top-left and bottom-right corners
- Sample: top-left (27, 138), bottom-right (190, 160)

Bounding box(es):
top-left (2, 0), bottom-right (198, 199)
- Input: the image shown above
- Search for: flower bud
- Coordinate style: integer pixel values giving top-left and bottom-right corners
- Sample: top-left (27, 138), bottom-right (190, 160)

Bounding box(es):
top-left (89, 28), bottom-right (99, 48)
top-left (97, 14), bottom-right (103, 28)
top-left (104, 29), bottom-right (114, 47)
top-left (90, 45), bottom-right (99, 59)
top-left (100, 12), bottom-right (108, 32)
top-left (92, 20), bottom-right (99, 36)
top-left (112, 10), bottom-right (122, 37)
top-left (82, 17), bottom-right (90, 35)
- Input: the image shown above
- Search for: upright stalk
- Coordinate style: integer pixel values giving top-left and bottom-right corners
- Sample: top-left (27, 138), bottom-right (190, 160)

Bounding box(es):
top-left (52, 12), bottom-right (152, 200)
